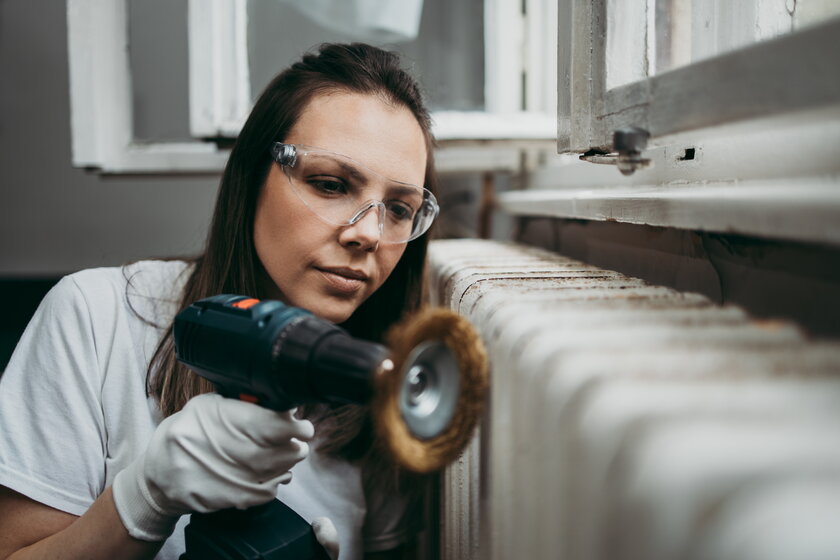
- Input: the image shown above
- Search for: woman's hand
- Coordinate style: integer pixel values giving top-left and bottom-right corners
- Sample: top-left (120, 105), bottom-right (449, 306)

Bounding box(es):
top-left (112, 393), bottom-right (314, 541)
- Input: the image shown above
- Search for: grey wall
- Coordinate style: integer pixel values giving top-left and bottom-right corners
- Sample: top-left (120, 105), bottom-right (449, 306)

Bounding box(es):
top-left (0, 0), bottom-right (219, 278)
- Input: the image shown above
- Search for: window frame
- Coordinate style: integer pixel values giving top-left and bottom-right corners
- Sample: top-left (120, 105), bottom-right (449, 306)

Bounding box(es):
top-left (66, 0), bottom-right (229, 173)
top-left (67, 0), bottom-right (558, 174)
top-left (559, 0), bottom-right (840, 153)
top-left (188, 0), bottom-right (250, 139)
top-left (500, 0), bottom-right (840, 246)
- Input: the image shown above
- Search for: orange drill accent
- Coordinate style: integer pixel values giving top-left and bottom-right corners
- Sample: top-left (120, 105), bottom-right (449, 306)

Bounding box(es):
top-left (232, 298), bottom-right (260, 309)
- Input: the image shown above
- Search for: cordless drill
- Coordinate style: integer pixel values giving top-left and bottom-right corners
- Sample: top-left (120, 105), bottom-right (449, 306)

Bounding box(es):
top-left (173, 294), bottom-right (488, 559)
top-left (173, 294), bottom-right (392, 560)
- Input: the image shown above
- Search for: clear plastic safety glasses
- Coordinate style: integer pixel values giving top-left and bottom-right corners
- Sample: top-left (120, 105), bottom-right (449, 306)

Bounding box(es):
top-left (270, 143), bottom-right (438, 244)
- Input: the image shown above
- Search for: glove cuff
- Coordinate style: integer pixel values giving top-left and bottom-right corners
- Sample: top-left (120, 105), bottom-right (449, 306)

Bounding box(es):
top-left (112, 458), bottom-right (180, 542)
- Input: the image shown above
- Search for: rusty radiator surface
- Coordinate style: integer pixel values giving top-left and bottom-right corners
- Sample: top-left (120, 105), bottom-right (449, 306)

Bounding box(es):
top-left (427, 238), bottom-right (840, 560)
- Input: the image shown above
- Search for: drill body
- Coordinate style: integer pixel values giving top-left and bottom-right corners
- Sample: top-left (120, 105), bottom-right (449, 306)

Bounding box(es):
top-left (171, 294), bottom-right (485, 559)
top-left (172, 294), bottom-right (389, 560)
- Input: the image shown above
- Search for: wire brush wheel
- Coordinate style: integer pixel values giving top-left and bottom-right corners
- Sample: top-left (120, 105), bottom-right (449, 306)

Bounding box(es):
top-left (374, 307), bottom-right (489, 473)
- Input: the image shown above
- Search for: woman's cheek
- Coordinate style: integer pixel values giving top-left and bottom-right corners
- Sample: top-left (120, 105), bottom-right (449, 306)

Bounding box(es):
top-left (376, 245), bottom-right (407, 286)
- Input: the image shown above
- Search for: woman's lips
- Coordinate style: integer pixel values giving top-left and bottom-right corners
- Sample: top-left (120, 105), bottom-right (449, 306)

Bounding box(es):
top-left (316, 267), bottom-right (368, 295)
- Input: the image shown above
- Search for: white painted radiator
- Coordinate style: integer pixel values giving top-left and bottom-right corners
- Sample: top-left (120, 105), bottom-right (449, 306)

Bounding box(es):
top-left (427, 238), bottom-right (840, 560)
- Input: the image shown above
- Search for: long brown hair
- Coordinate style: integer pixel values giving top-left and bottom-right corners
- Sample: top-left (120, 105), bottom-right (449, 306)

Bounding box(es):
top-left (145, 43), bottom-right (437, 463)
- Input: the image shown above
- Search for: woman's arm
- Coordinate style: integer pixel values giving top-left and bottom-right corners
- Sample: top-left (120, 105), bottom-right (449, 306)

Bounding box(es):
top-left (0, 393), bottom-right (314, 559)
top-left (0, 486), bottom-right (162, 560)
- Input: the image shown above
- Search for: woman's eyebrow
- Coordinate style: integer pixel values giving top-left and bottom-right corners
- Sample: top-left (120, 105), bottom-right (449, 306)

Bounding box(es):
top-left (385, 184), bottom-right (423, 199)
top-left (333, 159), bottom-right (419, 192)
top-left (332, 159), bottom-right (369, 183)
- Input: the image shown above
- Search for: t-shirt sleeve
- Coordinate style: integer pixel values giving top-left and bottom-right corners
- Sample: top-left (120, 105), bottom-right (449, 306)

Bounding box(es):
top-left (0, 276), bottom-right (108, 516)
top-left (362, 476), bottom-right (426, 553)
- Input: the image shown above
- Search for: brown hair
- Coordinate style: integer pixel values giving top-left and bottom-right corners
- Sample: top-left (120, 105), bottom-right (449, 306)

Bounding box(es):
top-left (145, 43), bottom-right (437, 464)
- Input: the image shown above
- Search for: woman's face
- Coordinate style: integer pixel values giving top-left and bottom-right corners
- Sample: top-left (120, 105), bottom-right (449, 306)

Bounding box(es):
top-left (254, 91), bottom-right (428, 323)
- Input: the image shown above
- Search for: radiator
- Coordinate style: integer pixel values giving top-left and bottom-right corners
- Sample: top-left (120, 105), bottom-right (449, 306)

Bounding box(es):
top-left (427, 238), bottom-right (840, 560)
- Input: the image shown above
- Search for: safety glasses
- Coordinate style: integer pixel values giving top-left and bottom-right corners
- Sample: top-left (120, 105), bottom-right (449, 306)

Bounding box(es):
top-left (270, 143), bottom-right (439, 244)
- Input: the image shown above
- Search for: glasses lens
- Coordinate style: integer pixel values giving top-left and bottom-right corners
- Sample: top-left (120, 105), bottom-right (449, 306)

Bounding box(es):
top-left (281, 146), bottom-right (438, 243)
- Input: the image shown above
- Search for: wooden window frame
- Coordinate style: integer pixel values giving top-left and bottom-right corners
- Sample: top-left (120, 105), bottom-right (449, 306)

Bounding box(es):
top-left (499, 0), bottom-right (840, 246)
top-left (67, 0), bottom-right (559, 174)
top-left (66, 0), bottom-right (229, 173)
top-left (560, 0), bottom-right (840, 153)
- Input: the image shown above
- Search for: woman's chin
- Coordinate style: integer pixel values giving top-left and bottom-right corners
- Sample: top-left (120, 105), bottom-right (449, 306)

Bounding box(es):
top-left (305, 301), bottom-right (356, 325)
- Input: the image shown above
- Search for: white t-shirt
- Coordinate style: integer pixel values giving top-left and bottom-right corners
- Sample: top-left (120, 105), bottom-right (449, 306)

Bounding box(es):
top-left (0, 260), bottom-right (417, 559)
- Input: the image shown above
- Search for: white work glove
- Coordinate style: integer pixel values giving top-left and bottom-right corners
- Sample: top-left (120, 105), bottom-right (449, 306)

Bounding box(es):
top-left (312, 517), bottom-right (340, 560)
top-left (112, 393), bottom-right (314, 542)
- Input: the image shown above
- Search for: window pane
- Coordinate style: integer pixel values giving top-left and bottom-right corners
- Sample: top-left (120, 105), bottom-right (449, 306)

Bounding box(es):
top-left (247, 0), bottom-right (485, 112)
top-left (129, 0), bottom-right (191, 142)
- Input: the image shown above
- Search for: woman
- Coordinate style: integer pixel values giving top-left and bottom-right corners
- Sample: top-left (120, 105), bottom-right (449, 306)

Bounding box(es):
top-left (0, 43), bottom-right (439, 559)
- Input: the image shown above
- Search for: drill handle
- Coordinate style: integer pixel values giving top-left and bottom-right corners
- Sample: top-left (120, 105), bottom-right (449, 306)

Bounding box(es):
top-left (181, 499), bottom-right (330, 559)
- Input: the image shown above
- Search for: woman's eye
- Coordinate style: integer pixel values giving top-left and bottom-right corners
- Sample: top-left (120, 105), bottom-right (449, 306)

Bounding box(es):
top-left (308, 178), bottom-right (347, 195)
top-left (386, 201), bottom-right (414, 221)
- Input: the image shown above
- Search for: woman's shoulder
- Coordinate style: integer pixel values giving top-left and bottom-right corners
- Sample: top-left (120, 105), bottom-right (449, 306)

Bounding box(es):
top-left (65, 259), bottom-right (191, 298)
top-left (51, 260), bottom-right (192, 325)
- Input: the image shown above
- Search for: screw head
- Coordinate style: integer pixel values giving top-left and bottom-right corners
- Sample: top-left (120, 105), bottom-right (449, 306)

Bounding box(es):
top-left (613, 126), bottom-right (650, 154)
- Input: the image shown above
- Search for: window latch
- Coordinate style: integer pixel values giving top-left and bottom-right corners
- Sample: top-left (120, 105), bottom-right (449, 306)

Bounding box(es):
top-left (579, 126), bottom-right (652, 176)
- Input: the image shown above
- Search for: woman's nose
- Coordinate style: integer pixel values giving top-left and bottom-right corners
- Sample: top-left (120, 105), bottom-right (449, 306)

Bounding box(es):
top-left (338, 204), bottom-right (384, 251)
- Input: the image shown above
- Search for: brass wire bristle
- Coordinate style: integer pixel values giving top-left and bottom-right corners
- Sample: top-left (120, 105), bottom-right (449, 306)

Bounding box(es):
top-left (374, 307), bottom-right (489, 473)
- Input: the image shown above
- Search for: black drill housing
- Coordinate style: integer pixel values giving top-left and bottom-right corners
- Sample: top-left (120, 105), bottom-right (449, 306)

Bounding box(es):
top-left (172, 294), bottom-right (391, 560)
